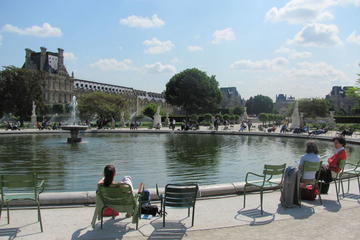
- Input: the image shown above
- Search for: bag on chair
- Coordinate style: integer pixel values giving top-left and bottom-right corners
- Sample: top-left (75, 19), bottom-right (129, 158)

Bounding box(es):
top-left (300, 184), bottom-right (317, 201)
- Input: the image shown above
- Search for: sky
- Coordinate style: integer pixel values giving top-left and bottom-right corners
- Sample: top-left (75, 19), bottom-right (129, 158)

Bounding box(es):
top-left (0, 0), bottom-right (359, 100)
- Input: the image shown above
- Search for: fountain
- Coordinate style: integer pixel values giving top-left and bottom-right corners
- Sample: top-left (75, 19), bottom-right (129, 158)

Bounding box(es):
top-left (61, 96), bottom-right (88, 143)
top-left (153, 106), bottom-right (162, 128)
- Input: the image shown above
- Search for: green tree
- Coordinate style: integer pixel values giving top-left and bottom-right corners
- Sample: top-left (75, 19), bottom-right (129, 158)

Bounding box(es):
top-left (165, 68), bottom-right (222, 115)
top-left (258, 113), bottom-right (268, 126)
top-left (288, 98), bottom-right (329, 118)
top-left (142, 103), bottom-right (158, 119)
top-left (245, 95), bottom-right (273, 115)
top-left (0, 66), bottom-right (45, 122)
top-left (231, 105), bottom-right (244, 115)
top-left (78, 91), bottom-right (127, 121)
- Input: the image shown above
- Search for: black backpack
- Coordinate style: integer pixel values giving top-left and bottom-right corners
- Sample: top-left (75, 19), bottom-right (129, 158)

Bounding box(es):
top-left (140, 190), bottom-right (159, 216)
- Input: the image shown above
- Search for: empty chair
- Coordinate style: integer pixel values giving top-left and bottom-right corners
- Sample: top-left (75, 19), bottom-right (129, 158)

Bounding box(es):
top-left (157, 184), bottom-right (199, 227)
top-left (0, 174), bottom-right (45, 232)
top-left (243, 164), bottom-right (286, 214)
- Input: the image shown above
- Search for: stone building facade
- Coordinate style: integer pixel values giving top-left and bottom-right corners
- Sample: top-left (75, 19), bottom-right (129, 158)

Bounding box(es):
top-left (219, 87), bottom-right (245, 109)
top-left (23, 47), bottom-right (73, 105)
top-left (326, 86), bottom-right (356, 114)
top-left (274, 94), bottom-right (295, 115)
top-left (22, 47), bottom-right (167, 113)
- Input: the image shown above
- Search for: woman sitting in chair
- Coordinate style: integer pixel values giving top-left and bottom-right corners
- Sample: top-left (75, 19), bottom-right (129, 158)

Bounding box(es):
top-left (298, 141), bottom-right (320, 184)
top-left (98, 164), bottom-right (134, 217)
top-left (318, 137), bottom-right (347, 183)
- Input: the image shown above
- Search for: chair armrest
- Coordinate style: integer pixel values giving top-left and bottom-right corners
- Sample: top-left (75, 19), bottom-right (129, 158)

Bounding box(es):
top-left (36, 179), bottom-right (45, 194)
top-left (345, 162), bottom-right (358, 168)
top-left (137, 182), bottom-right (144, 194)
top-left (245, 172), bottom-right (265, 183)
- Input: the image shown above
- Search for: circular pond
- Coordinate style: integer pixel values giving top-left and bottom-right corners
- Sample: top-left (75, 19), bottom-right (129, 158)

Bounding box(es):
top-left (0, 133), bottom-right (358, 191)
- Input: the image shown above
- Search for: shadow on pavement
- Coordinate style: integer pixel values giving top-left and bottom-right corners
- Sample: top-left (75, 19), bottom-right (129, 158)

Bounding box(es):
top-left (276, 203), bottom-right (315, 219)
top-left (71, 217), bottom-right (133, 240)
top-left (0, 228), bottom-right (19, 240)
top-left (147, 220), bottom-right (187, 240)
top-left (235, 207), bottom-right (275, 226)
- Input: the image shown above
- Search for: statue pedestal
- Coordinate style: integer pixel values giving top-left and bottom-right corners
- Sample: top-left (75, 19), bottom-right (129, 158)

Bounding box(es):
top-left (31, 114), bottom-right (37, 127)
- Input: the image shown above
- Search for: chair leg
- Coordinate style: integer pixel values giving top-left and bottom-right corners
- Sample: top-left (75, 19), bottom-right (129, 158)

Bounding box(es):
top-left (357, 175), bottom-right (360, 194)
top-left (188, 207), bottom-right (190, 217)
top-left (260, 190), bottom-right (264, 215)
top-left (37, 201), bottom-right (43, 232)
top-left (347, 178), bottom-right (350, 193)
top-left (101, 215), bottom-right (103, 229)
top-left (243, 185), bottom-right (247, 208)
top-left (340, 179), bottom-right (345, 197)
top-left (6, 202), bottom-right (9, 224)
top-left (334, 180), bottom-right (340, 203)
top-left (162, 205), bottom-right (166, 227)
top-left (192, 206), bottom-right (195, 227)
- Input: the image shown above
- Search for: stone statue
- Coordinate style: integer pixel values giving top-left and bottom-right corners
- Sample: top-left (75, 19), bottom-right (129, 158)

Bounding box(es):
top-left (153, 106), bottom-right (162, 129)
top-left (242, 107), bottom-right (248, 121)
top-left (120, 112), bottom-right (125, 128)
top-left (164, 113), bottom-right (170, 127)
top-left (31, 101), bottom-right (37, 127)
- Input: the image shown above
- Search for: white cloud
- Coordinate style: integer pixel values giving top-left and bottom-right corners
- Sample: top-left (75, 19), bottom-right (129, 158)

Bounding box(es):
top-left (0, 35), bottom-right (2, 46)
top-left (265, 0), bottom-right (336, 24)
top-left (347, 31), bottom-right (360, 45)
top-left (230, 57), bottom-right (289, 71)
top-left (120, 14), bottom-right (165, 28)
top-left (2, 23), bottom-right (62, 37)
top-left (265, 0), bottom-right (360, 24)
top-left (274, 47), bottom-right (312, 59)
top-left (187, 45), bottom-right (203, 52)
top-left (90, 58), bottom-right (134, 71)
top-left (170, 58), bottom-right (180, 64)
top-left (63, 52), bottom-right (77, 61)
top-left (143, 37), bottom-right (174, 54)
top-left (287, 23), bottom-right (342, 47)
top-left (212, 28), bottom-right (236, 44)
top-left (288, 61), bottom-right (346, 79)
top-left (144, 62), bottom-right (176, 74)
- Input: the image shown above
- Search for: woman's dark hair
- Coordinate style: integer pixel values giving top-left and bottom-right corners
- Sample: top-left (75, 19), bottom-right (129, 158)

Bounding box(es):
top-left (333, 137), bottom-right (346, 147)
top-left (103, 165), bottom-right (115, 187)
top-left (306, 141), bottom-right (319, 154)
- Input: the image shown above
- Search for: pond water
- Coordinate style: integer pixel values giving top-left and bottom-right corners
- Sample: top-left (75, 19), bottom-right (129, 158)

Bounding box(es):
top-left (0, 133), bottom-right (358, 191)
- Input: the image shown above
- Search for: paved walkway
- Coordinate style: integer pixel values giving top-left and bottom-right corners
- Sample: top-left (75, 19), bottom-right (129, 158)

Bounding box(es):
top-left (1, 179), bottom-right (359, 240)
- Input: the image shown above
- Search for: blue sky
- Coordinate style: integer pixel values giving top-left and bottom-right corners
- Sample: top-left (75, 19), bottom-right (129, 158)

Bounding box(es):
top-left (0, 0), bottom-right (359, 100)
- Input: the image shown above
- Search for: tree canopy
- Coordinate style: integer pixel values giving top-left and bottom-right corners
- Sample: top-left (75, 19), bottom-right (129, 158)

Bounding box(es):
top-left (142, 103), bottom-right (158, 119)
top-left (165, 68), bottom-right (222, 114)
top-left (245, 95), bottom-right (273, 115)
top-left (77, 91), bottom-right (127, 121)
top-left (0, 66), bottom-right (45, 121)
top-left (288, 98), bottom-right (329, 118)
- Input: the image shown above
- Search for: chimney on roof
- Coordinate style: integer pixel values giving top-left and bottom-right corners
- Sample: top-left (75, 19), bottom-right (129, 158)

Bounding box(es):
top-left (40, 47), bottom-right (47, 71)
top-left (58, 48), bottom-right (64, 70)
top-left (24, 48), bottom-right (33, 68)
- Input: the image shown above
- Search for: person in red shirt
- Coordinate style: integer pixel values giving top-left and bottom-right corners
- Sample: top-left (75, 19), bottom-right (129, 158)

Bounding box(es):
top-left (318, 137), bottom-right (347, 184)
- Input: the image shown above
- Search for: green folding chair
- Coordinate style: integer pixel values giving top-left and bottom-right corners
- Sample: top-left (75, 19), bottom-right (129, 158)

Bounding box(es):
top-left (158, 183), bottom-right (199, 227)
top-left (0, 174), bottom-right (45, 232)
top-left (333, 160), bottom-right (346, 202)
top-left (94, 183), bottom-right (143, 230)
top-left (299, 161), bottom-right (323, 206)
top-left (343, 160), bottom-right (360, 194)
top-left (243, 164), bottom-right (286, 214)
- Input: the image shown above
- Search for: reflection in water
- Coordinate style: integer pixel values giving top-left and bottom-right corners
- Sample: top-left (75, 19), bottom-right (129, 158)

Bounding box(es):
top-left (0, 133), bottom-right (358, 191)
top-left (165, 134), bottom-right (225, 184)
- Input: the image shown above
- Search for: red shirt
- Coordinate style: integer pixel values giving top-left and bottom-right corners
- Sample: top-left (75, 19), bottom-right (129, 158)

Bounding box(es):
top-left (328, 149), bottom-right (346, 173)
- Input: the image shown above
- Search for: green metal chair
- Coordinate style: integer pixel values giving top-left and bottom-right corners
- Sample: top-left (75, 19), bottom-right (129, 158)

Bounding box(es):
top-left (243, 164), bottom-right (286, 214)
top-left (0, 174), bottom-right (45, 232)
top-left (93, 182), bottom-right (143, 230)
top-left (343, 160), bottom-right (360, 194)
top-left (158, 183), bottom-right (199, 227)
top-left (299, 161), bottom-right (323, 206)
top-left (332, 160), bottom-right (346, 202)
